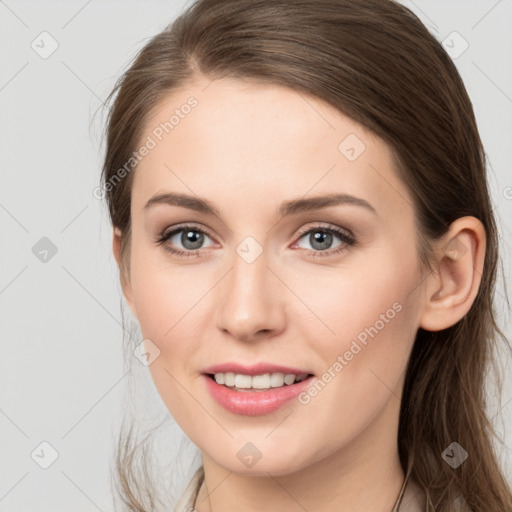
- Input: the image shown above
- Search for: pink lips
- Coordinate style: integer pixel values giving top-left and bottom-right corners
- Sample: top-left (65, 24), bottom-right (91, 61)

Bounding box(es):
top-left (201, 362), bottom-right (315, 416)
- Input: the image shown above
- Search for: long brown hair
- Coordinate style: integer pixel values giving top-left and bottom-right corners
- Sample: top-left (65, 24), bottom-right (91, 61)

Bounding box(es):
top-left (100, 0), bottom-right (512, 510)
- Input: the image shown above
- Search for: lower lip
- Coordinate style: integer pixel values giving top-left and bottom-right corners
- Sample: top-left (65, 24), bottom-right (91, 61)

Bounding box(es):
top-left (202, 374), bottom-right (315, 416)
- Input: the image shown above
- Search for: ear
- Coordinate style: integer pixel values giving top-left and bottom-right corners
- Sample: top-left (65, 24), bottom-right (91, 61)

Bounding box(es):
top-left (112, 227), bottom-right (138, 320)
top-left (419, 216), bottom-right (486, 331)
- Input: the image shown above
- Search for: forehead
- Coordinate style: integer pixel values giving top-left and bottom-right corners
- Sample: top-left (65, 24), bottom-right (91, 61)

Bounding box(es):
top-left (132, 76), bottom-right (413, 219)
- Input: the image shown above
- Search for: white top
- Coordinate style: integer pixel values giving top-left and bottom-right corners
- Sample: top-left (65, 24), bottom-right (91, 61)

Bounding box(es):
top-left (173, 465), bottom-right (432, 512)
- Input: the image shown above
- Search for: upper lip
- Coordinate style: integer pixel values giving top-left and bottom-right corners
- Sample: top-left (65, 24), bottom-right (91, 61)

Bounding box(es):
top-left (202, 362), bottom-right (314, 376)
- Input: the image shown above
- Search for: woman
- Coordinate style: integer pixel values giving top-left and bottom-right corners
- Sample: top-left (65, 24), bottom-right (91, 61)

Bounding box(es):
top-left (100, 0), bottom-right (512, 510)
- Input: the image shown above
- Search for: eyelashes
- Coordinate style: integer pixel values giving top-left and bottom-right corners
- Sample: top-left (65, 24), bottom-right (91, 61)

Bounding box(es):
top-left (154, 222), bottom-right (356, 259)
top-left (291, 224), bottom-right (356, 258)
top-left (155, 224), bottom-right (216, 258)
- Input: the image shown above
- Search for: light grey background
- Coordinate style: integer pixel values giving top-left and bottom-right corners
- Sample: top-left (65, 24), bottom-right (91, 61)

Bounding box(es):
top-left (1, 1), bottom-right (511, 510)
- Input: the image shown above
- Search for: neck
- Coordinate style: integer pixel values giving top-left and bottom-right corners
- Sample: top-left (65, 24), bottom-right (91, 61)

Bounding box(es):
top-left (194, 398), bottom-right (405, 512)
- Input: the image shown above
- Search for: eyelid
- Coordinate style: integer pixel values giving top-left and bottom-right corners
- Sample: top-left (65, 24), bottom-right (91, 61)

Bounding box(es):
top-left (293, 222), bottom-right (355, 242)
top-left (160, 222), bottom-right (217, 242)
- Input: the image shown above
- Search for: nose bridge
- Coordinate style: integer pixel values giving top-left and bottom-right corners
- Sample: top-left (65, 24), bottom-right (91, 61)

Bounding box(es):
top-left (215, 241), bottom-right (285, 341)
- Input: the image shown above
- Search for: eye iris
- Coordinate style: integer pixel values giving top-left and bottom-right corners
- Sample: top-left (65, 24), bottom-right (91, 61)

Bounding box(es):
top-left (310, 231), bottom-right (332, 250)
top-left (182, 230), bottom-right (204, 250)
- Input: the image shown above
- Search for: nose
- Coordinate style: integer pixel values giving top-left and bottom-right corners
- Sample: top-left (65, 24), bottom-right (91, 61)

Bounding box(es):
top-left (214, 247), bottom-right (287, 343)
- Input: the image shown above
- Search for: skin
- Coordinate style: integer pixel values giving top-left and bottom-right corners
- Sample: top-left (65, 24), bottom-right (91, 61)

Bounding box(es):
top-left (113, 75), bottom-right (486, 512)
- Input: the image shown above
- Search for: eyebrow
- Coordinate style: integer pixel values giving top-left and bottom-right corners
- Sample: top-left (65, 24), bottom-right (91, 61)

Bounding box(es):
top-left (144, 192), bottom-right (377, 217)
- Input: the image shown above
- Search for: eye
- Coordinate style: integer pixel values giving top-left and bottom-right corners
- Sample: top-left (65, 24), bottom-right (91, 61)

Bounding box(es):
top-left (155, 222), bottom-right (356, 259)
top-left (155, 224), bottom-right (216, 257)
top-left (292, 224), bottom-right (356, 257)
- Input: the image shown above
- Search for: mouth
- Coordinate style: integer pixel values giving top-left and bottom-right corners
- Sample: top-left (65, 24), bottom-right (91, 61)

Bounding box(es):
top-left (202, 371), bottom-right (317, 416)
top-left (200, 362), bottom-right (317, 415)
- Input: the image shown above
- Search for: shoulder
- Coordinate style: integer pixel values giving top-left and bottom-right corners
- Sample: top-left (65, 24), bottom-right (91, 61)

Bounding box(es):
top-left (176, 467), bottom-right (473, 512)
top-left (173, 466), bottom-right (204, 512)
top-left (396, 476), bottom-right (426, 512)
top-left (398, 477), bottom-right (473, 512)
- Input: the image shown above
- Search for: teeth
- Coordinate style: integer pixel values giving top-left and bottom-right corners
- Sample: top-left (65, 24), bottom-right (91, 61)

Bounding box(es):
top-left (213, 372), bottom-right (309, 390)
top-left (235, 374), bottom-right (252, 389)
top-left (284, 374), bottom-right (296, 385)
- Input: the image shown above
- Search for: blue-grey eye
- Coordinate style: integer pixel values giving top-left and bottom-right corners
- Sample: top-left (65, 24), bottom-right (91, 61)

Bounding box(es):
top-left (297, 229), bottom-right (344, 251)
top-left (175, 229), bottom-right (206, 250)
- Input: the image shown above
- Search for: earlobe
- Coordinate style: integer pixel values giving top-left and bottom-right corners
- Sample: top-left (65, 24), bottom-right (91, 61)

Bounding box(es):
top-left (419, 216), bottom-right (486, 332)
top-left (112, 226), bottom-right (138, 320)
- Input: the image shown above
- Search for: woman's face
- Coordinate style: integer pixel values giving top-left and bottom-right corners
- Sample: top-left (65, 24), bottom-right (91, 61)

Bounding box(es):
top-left (119, 75), bottom-right (428, 475)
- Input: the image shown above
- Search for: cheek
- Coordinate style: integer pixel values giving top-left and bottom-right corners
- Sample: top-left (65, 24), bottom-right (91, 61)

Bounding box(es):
top-left (129, 240), bottom-right (202, 339)
top-left (286, 241), bottom-right (418, 350)
top-left (129, 252), bottom-right (211, 429)
top-left (128, 244), bottom-right (222, 378)
top-left (128, 250), bottom-right (204, 412)
top-left (291, 249), bottom-right (420, 429)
